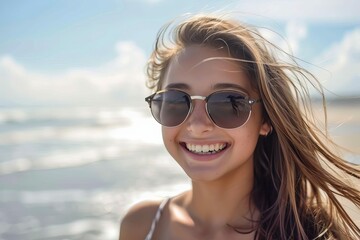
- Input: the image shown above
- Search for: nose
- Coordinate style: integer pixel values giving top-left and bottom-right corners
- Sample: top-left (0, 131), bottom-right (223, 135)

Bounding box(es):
top-left (186, 99), bottom-right (214, 134)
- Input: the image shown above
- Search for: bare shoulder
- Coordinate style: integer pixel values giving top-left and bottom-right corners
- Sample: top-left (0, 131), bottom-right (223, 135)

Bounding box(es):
top-left (119, 200), bottom-right (162, 240)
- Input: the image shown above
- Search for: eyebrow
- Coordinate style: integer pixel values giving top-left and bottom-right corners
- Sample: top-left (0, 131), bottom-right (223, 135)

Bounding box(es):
top-left (164, 83), bottom-right (190, 90)
top-left (213, 83), bottom-right (249, 94)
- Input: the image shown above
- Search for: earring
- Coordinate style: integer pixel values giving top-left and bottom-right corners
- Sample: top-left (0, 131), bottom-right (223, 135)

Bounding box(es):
top-left (265, 126), bottom-right (273, 137)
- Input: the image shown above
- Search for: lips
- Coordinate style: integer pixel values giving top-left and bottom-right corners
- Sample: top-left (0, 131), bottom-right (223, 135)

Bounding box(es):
top-left (184, 143), bottom-right (227, 155)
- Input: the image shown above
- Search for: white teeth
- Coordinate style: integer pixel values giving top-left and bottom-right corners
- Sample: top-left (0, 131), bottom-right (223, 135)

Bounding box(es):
top-left (185, 143), bottom-right (226, 154)
top-left (209, 144), bottom-right (214, 151)
top-left (202, 145), bottom-right (209, 152)
top-left (195, 145), bottom-right (201, 152)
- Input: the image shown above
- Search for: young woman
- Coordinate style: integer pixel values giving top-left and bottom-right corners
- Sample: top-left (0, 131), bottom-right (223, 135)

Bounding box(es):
top-left (120, 14), bottom-right (360, 240)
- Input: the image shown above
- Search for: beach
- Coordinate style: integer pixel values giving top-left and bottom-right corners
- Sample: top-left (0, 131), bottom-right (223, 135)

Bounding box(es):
top-left (0, 101), bottom-right (359, 239)
top-left (313, 100), bottom-right (360, 153)
top-left (314, 100), bottom-right (360, 228)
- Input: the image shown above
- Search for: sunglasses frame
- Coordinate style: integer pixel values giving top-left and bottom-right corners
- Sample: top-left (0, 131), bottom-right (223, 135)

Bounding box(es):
top-left (145, 89), bottom-right (262, 129)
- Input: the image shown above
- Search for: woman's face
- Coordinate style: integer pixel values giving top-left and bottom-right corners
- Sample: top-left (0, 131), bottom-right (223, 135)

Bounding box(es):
top-left (161, 45), bottom-right (270, 182)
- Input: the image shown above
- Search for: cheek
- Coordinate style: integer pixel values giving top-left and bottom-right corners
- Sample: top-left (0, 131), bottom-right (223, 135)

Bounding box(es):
top-left (162, 127), bottom-right (176, 149)
top-left (234, 130), bottom-right (258, 146)
top-left (231, 131), bottom-right (259, 161)
top-left (231, 121), bottom-right (262, 151)
top-left (161, 127), bottom-right (183, 163)
top-left (161, 127), bottom-right (171, 141)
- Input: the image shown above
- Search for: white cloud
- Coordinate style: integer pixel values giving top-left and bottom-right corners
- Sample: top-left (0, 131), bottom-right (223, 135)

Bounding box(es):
top-left (259, 21), bottom-right (307, 56)
top-left (314, 28), bottom-right (360, 95)
top-left (254, 24), bottom-right (359, 96)
top-left (236, 0), bottom-right (360, 23)
top-left (285, 21), bottom-right (307, 55)
top-left (0, 41), bottom-right (149, 106)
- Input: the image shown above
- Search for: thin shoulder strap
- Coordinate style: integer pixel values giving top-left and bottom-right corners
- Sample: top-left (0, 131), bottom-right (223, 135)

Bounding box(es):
top-left (144, 198), bottom-right (169, 240)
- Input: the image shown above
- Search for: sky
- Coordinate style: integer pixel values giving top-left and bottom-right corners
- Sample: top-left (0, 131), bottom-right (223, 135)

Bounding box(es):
top-left (0, 0), bottom-right (359, 107)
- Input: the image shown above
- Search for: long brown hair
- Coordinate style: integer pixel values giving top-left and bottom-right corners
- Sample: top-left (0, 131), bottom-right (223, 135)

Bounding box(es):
top-left (146, 14), bottom-right (360, 239)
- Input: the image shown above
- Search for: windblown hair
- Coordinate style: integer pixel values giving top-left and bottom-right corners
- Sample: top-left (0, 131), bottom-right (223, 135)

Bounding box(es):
top-left (146, 14), bottom-right (360, 239)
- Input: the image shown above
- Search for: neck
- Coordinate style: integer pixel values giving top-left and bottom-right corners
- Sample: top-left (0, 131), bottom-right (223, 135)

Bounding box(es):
top-left (186, 165), bottom-right (257, 229)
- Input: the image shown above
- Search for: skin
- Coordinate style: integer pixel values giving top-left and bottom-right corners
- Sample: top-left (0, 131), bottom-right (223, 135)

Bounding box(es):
top-left (120, 45), bottom-right (271, 240)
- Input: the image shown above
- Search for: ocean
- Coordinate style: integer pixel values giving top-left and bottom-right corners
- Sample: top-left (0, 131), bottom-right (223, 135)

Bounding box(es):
top-left (0, 106), bottom-right (189, 240)
top-left (0, 103), bottom-right (358, 240)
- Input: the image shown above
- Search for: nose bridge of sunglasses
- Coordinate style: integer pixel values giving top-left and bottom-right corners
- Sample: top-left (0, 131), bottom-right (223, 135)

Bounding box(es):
top-left (190, 95), bottom-right (206, 101)
top-left (187, 95), bottom-right (211, 119)
top-left (190, 95), bottom-right (208, 110)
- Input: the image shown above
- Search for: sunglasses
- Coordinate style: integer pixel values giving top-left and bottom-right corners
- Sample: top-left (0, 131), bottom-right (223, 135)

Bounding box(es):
top-left (145, 89), bottom-right (261, 129)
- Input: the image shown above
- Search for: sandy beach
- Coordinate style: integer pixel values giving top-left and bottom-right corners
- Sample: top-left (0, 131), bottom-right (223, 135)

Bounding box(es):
top-left (312, 101), bottom-right (360, 154)
top-left (314, 101), bottom-right (360, 227)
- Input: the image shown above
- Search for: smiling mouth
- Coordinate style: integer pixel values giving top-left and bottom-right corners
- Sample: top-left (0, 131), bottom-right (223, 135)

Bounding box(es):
top-left (183, 143), bottom-right (228, 155)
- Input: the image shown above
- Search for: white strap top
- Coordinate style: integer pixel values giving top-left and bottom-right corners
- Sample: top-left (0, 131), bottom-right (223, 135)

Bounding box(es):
top-left (144, 198), bottom-right (169, 240)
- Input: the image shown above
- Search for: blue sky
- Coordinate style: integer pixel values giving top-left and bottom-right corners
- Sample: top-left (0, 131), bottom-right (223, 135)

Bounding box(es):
top-left (0, 0), bottom-right (359, 107)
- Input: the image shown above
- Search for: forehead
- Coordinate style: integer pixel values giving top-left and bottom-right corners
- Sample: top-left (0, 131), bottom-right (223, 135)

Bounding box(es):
top-left (169, 45), bottom-right (240, 74)
top-left (163, 45), bottom-right (254, 93)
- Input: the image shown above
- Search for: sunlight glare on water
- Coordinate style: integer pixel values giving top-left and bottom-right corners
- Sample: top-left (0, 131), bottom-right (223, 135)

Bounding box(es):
top-left (108, 107), bottom-right (163, 145)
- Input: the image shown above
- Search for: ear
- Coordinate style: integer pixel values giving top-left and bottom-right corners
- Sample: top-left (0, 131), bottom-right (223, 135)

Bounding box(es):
top-left (259, 121), bottom-right (272, 136)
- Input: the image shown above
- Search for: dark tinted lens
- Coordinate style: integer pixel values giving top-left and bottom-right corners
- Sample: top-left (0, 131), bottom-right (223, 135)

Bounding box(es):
top-left (150, 90), bottom-right (191, 127)
top-left (207, 92), bottom-right (251, 128)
